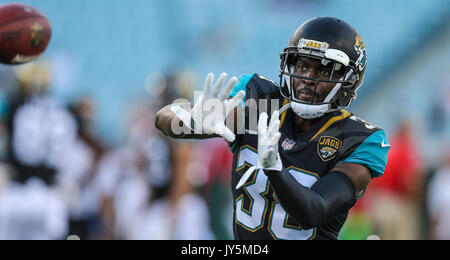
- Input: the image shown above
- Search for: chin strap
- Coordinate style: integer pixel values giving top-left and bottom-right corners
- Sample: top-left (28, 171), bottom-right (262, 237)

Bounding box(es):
top-left (280, 101), bottom-right (329, 120)
top-left (290, 102), bottom-right (329, 119)
top-left (279, 103), bottom-right (291, 115)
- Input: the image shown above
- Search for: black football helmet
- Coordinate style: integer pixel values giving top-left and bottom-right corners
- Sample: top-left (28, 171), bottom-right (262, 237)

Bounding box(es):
top-left (279, 17), bottom-right (367, 119)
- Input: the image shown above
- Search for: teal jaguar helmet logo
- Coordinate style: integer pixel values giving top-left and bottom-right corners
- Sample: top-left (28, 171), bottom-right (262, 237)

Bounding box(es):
top-left (354, 34), bottom-right (367, 72)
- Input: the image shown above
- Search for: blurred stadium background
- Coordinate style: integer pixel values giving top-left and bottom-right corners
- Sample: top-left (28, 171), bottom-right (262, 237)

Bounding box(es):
top-left (0, 0), bottom-right (449, 240)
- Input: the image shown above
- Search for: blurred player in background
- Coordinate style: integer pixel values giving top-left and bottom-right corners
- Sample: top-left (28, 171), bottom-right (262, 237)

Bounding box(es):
top-left (427, 146), bottom-right (450, 240)
top-left (155, 17), bottom-right (390, 240)
top-left (0, 61), bottom-right (105, 240)
top-left (366, 121), bottom-right (424, 240)
top-left (0, 62), bottom-right (69, 239)
top-left (92, 71), bottom-right (215, 240)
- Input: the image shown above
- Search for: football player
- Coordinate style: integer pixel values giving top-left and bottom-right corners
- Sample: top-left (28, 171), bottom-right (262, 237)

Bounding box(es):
top-left (155, 17), bottom-right (390, 240)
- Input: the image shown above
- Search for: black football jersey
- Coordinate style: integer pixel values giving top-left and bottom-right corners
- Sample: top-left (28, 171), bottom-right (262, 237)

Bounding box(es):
top-left (229, 73), bottom-right (389, 240)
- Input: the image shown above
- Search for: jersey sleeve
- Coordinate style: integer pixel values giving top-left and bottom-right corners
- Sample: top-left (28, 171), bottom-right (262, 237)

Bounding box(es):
top-left (229, 73), bottom-right (254, 106)
top-left (340, 130), bottom-right (390, 178)
top-left (229, 73), bottom-right (254, 152)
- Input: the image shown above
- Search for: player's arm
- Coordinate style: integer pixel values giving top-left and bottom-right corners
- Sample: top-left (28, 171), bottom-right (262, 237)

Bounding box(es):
top-left (236, 111), bottom-right (378, 230)
top-left (265, 128), bottom-right (390, 229)
top-left (154, 73), bottom-right (245, 141)
top-left (265, 163), bottom-right (371, 230)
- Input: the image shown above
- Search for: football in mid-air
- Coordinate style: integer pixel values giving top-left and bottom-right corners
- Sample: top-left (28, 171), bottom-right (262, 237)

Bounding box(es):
top-left (0, 3), bottom-right (51, 65)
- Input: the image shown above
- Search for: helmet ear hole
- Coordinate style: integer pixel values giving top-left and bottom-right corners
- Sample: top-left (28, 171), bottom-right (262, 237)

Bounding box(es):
top-left (337, 88), bottom-right (353, 108)
top-left (350, 74), bottom-right (360, 84)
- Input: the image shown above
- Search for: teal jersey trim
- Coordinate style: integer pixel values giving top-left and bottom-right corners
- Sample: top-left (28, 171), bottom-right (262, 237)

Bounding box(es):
top-left (229, 73), bottom-right (254, 153)
top-left (230, 73), bottom-right (253, 103)
top-left (342, 130), bottom-right (390, 178)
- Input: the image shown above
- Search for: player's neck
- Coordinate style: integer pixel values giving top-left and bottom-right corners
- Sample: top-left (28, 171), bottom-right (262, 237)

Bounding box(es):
top-left (294, 115), bottom-right (315, 133)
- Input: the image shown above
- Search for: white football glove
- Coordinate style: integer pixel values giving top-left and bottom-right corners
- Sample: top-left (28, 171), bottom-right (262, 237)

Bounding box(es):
top-left (236, 110), bottom-right (282, 189)
top-left (170, 72), bottom-right (245, 142)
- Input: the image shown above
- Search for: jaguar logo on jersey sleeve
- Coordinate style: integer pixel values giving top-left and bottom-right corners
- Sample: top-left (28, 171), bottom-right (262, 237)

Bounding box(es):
top-left (317, 136), bottom-right (342, 162)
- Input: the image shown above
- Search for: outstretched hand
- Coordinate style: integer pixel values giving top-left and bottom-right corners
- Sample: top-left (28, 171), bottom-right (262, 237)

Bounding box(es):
top-left (170, 72), bottom-right (245, 142)
top-left (236, 110), bottom-right (282, 189)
